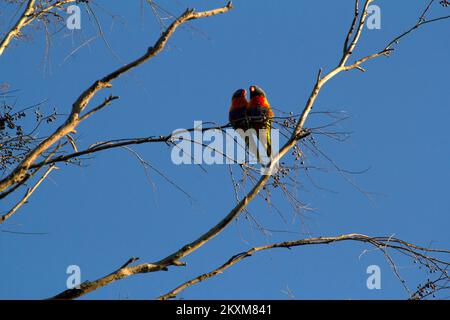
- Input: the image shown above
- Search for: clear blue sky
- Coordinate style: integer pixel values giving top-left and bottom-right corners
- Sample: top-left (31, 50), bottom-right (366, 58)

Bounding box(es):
top-left (1, 0), bottom-right (449, 299)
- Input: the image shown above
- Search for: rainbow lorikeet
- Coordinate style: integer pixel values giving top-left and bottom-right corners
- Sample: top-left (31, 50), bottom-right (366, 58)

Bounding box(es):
top-left (229, 88), bottom-right (259, 162)
top-left (248, 85), bottom-right (274, 158)
top-left (229, 89), bottom-right (249, 131)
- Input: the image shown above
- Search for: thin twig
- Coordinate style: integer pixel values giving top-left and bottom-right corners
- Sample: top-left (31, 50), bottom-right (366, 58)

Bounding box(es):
top-left (1, 164), bottom-right (56, 224)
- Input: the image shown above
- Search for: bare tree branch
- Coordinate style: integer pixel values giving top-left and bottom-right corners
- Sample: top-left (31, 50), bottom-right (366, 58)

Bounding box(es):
top-left (0, 0), bottom-right (79, 57)
top-left (78, 95), bottom-right (120, 122)
top-left (28, 123), bottom-right (234, 169)
top-left (0, 1), bottom-right (233, 194)
top-left (157, 233), bottom-right (450, 300)
top-left (0, 0), bottom-right (36, 56)
top-left (50, 257), bottom-right (169, 300)
top-left (23, 0), bottom-right (77, 27)
top-left (47, 128), bottom-right (311, 300)
top-left (3, 0), bottom-right (447, 300)
top-left (48, 1), bottom-right (381, 299)
top-left (0, 164), bottom-right (56, 224)
top-left (339, 0), bottom-right (373, 67)
top-left (386, 0), bottom-right (450, 50)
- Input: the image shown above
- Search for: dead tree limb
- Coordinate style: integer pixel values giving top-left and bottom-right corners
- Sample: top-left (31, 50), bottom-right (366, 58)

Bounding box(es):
top-left (157, 233), bottom-right (450, 300)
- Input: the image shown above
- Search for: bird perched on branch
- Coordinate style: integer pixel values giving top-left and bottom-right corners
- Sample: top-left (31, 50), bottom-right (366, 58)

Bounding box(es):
top-left (248, 85), bottom-right (274, 158)
top-left (229, 88), bottom-right (257, 162)
top-left (228, 88), bottom-right (249, 131)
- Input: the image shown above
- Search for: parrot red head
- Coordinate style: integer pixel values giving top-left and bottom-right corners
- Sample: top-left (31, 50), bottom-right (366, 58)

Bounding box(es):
top-left (249, 85), bottom-right (267, 99)
top-left (231, 88), bottom-right (248, 108)
top-left (232, 88), bottom-right (247, 99)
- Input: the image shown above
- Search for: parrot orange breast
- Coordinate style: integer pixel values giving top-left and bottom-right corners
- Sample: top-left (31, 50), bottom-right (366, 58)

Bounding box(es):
top-left (247, 96), bottom-right (273, 129)
top-left (229, 97), bottom-right (249, 130)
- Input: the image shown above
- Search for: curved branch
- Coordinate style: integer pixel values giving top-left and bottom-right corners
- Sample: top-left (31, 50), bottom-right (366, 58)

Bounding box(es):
top-left (157, 233), bottom-right (450, 300)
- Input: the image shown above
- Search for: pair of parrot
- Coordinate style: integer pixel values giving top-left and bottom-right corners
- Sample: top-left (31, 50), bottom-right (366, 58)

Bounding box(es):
top-left (228, 85), bottom-right (274, 162)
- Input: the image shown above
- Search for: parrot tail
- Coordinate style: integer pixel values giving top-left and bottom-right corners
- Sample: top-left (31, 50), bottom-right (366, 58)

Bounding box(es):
top-left (257, 126), bottom-right (272, 164)
top-left (266, 125), bottom-right (272, 158)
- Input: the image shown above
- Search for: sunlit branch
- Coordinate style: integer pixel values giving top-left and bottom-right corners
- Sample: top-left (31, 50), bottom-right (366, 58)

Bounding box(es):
top-left (157, 233), bottom-right (450, 300)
